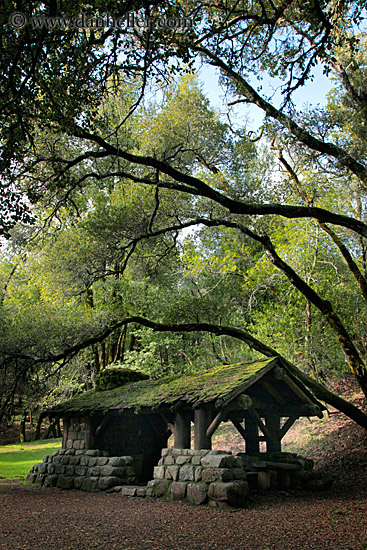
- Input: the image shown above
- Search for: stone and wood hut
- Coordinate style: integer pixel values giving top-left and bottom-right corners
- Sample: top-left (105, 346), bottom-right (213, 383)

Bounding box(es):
top-left (47, 357), bottom-right (325, 483)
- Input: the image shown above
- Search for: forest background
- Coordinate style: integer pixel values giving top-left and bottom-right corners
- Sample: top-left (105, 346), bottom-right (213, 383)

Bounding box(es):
top-left (1, 0), bottom-right (367, 436)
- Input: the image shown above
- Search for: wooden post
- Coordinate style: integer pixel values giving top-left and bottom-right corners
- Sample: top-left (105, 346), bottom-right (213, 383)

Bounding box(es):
top-left (194, 406), bottom-right (212, 450)
top-left (174, 410), bottom-right (191, 448)
top-left (265, 414), bottom-right (281, 452)
top-left (245, 416), bottom-right (260, 454)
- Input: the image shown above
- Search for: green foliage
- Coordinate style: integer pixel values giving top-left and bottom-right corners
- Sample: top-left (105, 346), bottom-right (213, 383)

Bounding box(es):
top-left (95, 366), bottom-right (149, 391)
top-left (2, 1), bottom-right (367, 423)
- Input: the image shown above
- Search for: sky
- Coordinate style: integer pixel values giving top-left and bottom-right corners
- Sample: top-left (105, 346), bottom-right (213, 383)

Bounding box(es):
top-left (198, 62), bottom-right (334, 131)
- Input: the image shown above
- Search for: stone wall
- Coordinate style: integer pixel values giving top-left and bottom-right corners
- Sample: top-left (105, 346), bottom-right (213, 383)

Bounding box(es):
top-left (62, 413), bottom-right (168, 483)
top-left (26, 448), bottom-right (136, 491)
top-left (145, 448), bottom-right (320, 508)
top-left (62, 417), bottom-right (93, 451)
top-left (147, 448), bottom-right (249, 508)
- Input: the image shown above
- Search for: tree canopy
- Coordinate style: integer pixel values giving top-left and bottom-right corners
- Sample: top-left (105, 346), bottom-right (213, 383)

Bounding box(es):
top-left (1, 0), bottom-right (367, 430)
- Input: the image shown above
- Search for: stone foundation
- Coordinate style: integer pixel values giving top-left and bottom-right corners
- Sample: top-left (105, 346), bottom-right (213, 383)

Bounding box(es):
top-left (26, 449), bottom-right (136, 491)
top-left (146, 448), bottom-right (249, 508)
top-left (144, 448), bottom-right (321, 508)
top-left (27, 446), bottom-right (323, 506)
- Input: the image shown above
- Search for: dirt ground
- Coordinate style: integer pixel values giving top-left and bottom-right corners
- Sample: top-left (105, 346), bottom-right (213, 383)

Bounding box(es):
top-left (1, 479), bottom-right (367, 550)
top-left (1, 375), bottom-right (367, 550)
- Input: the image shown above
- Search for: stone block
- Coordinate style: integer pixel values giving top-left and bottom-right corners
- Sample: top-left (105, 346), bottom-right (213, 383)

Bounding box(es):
top-left (153, 466), bottom-right (165, 479)
top-left (66, 465), bottom-right (75, 476)
top-left (33, 462), bottom-right (42, 472)
top-left (86, 450), bottom-right (98, 456)
top-left (88, 466), bottom-right (101, 477)
top-left (208, 481), bottom-right (249, 507)
top-left (66, 440), bottom-right (73, 449)
top-left (120, 456), bottom-right (134, 465)
top-left (109, 457), bottom-right (128, 467)
top-left (80, 456), bottom-right (89, 466)
top-left (57, 475), bottom-right (74, 490)
top-left (53, 450), bottom-right (60, 456)
top-left (96, 457), bottom-right (109, 466)
top-left (73, 440), bottom-right (83, 450)
top-left (192, 456), bottom-right (202, 466)
top-left (88, 457), bottom-right (97, 467)
top-left (176, 456), bottom-right (191, 465)
top-left (161, 448), bottom-right (171, 457)
top-left (208, 450), bottom-right (231, 455)
top-left (81, 476), bottom-right (99, 492)
top-left (65, 449), bottom-right (76, 455)
top-left (74, 477), bottom-right (83, 490)
top-left (26, 473), bottom-right (37, 484)
top-left (35, 474), bottom-right (46, 485)
top-left (120, 486), bottom-right (137, 496)
top-left (147, 479), bottom-right (171, 497)
top-left (163, 456), bottom-right (175, 465)
top-left (75, 450), bottom-right (84, 456)
top-left (179, 465), bottom-right (195, 482)
top-left (136, 487), bottom-right (147, 497)
top-left (98, 476), bottom-right (121, 491)
top-left (172, 448), bottom-right (189, 456)
top-left (42, 455), bottom-right (50, 463)
top-left (74, 466), bottom-right (87, 476)
top-left (169, 481), bottom-right (187, 501)
top-left (187, 483), bottom-right (208, 505)
top-left (61, 456), bottom-right (70, 465)
top-left (100, 465), bottom-right (125, 478)
top-left (59, 450), bottom-right (66, 455)
top-left (232, 468), bottom-right (247, 480)
top-left (202, 468), bottom-right (233, 483)
top-left (69, 456), bottom-right (80, 465)
top-left (106, 486), bottom-right (123, 493)
top-left (37, 463), bottom-right (48, 474)
top-left (201, 454), bottom-right (236, 469)
top-left (44, 475), bottom-right (58, 488)
top-left (47, 464), bottom-right (56, 474)
top-left (165, 465), bottom-right (180, 481)
top-left (188, 450), bottom-right (201, 456)
top-left (54, 465), bottom-right (66, 475)
top-left (53, 456), bottom-right (62, 464)
top-left (194, 466), bottom-right (203, 482)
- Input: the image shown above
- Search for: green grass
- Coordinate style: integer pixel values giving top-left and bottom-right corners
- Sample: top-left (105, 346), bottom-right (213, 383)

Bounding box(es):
top-left (0, 438), bottom-right (62, 480)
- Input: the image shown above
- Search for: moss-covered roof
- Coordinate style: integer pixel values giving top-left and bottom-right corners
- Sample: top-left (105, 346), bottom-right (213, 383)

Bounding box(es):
top-left (51, 357), bottom-right (279, 415)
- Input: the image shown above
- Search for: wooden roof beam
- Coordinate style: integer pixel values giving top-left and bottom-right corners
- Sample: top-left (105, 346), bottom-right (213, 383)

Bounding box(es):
top-left (260, 380), bottom-right (287, 405)
top-left (206, 394), bottom-right (252, 438)
top-left (274, 367), bottom-right (324, 419)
